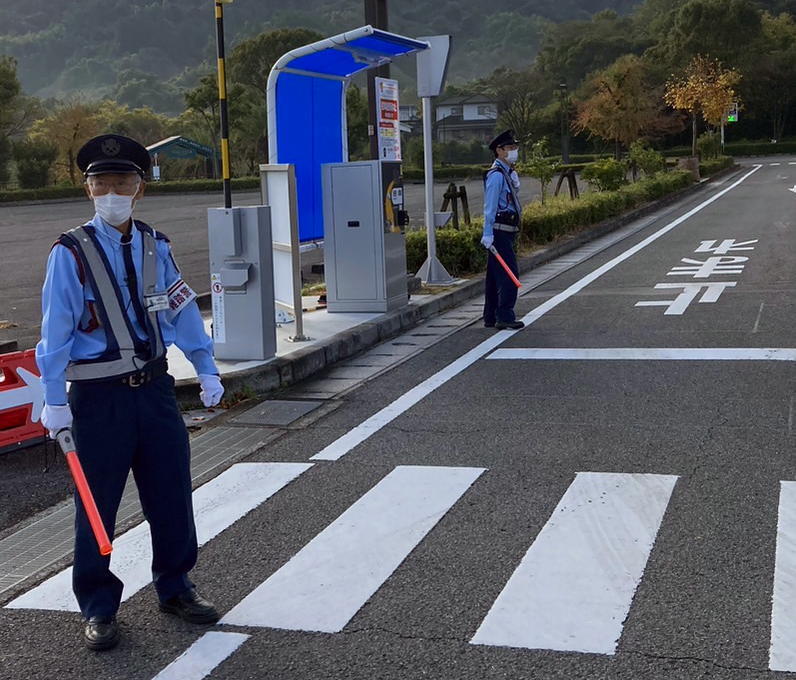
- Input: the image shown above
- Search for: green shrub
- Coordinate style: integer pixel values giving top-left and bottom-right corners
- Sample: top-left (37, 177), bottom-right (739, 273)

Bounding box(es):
top-left (697, 131), bottom-right (722, 160)
top-left (520, 170), bottom-right (692, 245)
top-left (406, 224), bottom-right (486, 276)
top-left (628, 141), bottom-right (666, 177)
top-left (699, 155), bottom-right (734, 175)
top-left (517, 138), bottom-right (561, 203)
top-left (581, 157), bottom-right (627, 191)
top-left (664, 139), bottom-right (796, 157)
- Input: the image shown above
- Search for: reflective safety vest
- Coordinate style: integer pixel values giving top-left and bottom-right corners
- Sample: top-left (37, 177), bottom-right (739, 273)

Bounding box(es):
top-left (58, 222), bottom-right (166, 382)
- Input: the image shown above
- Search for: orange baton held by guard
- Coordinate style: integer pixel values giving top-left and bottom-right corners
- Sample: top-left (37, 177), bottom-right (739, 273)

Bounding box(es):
top-left (56, 429), bottom-right (113, 556)
top-left (488, 245), bottom-right (522, 288)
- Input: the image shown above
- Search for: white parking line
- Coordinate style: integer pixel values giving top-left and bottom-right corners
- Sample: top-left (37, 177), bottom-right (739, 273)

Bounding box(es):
top-left (221, 465), bottom-right (485, 632)
top-left (486, 348), bottom-right (796, 361)
top-left (6, 463), bottom-right (312, 611)
top-left (471, 472), bottom-right (678, 654)
top-left (311, 165), bottom-right (762, 461)
top-left (151, 632), bottom-right (249, 680)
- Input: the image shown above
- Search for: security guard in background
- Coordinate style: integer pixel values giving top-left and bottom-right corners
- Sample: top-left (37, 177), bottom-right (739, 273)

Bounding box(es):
top-left (36, 134), bottom-right (225, 651)
top-left (481, 129), bottom-right (524, 330)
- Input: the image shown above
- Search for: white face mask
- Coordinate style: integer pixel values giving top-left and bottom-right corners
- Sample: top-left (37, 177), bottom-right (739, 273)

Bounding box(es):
top-left (94, 192), bottom-right (135, 226)
top-left (506, 149), bottom-right (519, 164)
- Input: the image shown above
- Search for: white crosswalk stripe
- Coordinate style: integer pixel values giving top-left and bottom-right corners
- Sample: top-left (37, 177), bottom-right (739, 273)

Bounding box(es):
top-left (221, 465), bottom-right (485, 632)
top-left (6, 462), bottom-right (312, 612)
top-left (770, 482), bottom-right (796, 671)
top-left (9, 461), bottom-right (794, 679)
top-left (470, 472), bottom-right (679, 654)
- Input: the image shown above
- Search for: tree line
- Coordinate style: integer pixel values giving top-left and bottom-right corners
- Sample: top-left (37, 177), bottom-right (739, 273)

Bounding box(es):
top-left (451, 0), bottom-right (795, 161)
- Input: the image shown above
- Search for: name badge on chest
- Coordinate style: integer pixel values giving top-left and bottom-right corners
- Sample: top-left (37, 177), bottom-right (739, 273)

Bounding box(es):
top-left (144, 293), bottom-right (170, 312)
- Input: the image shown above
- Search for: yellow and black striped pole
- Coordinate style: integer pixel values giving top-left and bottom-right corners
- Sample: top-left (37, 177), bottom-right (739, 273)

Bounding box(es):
top-left (215, 0), bottom-right (233, 208)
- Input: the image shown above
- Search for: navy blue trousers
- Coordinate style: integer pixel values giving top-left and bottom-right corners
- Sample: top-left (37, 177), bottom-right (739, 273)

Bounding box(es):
top-left (68, 373), bottom-right (197, 619)
top-left (483, 229), bottom-right (519, 324)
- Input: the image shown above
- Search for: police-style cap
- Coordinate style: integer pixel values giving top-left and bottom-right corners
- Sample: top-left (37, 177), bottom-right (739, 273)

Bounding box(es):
top-left (488, 129), bottom-right (519, 152)
top-left (77, 134), bottom-right (151, 178)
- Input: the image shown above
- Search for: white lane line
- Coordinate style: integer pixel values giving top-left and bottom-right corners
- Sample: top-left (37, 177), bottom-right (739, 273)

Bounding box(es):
top-left (753, 302), bottom-right (765, 333)
top-left (789, 397), bottom-right (794, 437)
top-left (6, 462), bottom-right (312, 611)
top-left (770, 163), bottom-right (782, 166)
top-left (471, 472), bottom-right (678, 654)
top-left (770, 482), bottom-right (796, 671)
top-left (221, 465), bottom-right (485, 632)
top-left (311, 165), bottom-right (762, 461)
top-left (487, 348), bottom-right (796, 361)
top-left (151, 632), bottom-right (249, 680)
top-left (789, 162), bottom-right (796, 165)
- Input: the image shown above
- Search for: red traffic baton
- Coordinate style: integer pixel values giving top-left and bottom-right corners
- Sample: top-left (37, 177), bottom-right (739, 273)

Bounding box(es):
top-left (488, 245), bottom-right (522, 288)
top-left (56, 429), bottom-right (113, 556)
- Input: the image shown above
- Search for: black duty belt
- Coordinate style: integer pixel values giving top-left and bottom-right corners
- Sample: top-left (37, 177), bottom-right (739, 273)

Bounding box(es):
top-left (118, 359), bottom-right (168, 387)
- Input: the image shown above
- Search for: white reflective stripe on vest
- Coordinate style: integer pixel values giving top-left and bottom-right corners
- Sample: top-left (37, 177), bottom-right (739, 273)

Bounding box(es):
top-left (64, 225), bottom-right (165, 382)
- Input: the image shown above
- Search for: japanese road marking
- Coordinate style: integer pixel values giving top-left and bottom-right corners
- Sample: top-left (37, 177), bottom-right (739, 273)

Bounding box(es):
top-left (311, 165), bottom-right (762, 461)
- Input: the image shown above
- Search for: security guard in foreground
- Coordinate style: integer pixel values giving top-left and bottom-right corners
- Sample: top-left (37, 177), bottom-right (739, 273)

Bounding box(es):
top-left (481, 129), bottom-right (524, 330)
top-left (36, 134), bottom-right (225, 651)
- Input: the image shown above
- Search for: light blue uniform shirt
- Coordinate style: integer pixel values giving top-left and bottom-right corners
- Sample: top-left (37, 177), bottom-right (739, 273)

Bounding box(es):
top-left (36, 214), bottom-right (217, 405)
top-left (482, 159), bottom-right (520, 239)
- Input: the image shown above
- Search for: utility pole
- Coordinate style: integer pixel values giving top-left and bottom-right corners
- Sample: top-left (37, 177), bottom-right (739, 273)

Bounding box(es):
top-left (214, 0), bottom-right (233, 208)
top-left (365, 0), bottom-right (389, 160)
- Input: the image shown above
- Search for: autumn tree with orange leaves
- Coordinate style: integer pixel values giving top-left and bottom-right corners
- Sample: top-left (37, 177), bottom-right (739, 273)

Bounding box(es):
top-left (573, 55), bottom-right (683, 158)
top-left (664, 55), bottom-right (741, 157)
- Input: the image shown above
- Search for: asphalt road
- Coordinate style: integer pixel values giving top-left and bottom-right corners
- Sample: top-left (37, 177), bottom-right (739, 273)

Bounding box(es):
top-left (0, 173), bottom-right (584, 351)
top-left (1, 158), bottom-right (795, 679)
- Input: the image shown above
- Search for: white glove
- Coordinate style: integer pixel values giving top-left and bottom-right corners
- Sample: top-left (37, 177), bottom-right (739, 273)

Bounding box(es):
top-left (41, 404), bottom-right (73, 439)
top-left (198, 374), bottom-right (224, 408)
top-left (481, 234), bottom-right (494, 249)
top-left (510, 170), bottom-right (520, 190)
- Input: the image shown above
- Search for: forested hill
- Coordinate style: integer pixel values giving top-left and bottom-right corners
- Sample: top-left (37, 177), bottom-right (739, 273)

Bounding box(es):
top-left (0, 0), bottom-right (645, 105)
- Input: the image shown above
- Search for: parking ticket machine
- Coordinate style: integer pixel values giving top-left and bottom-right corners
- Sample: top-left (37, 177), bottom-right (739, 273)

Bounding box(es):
top-left (321, 160), bottom-right (409, 313)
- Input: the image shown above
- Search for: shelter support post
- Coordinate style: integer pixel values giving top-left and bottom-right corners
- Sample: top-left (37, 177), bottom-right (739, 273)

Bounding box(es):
top-left (416, 97), bottom-right (453, 285)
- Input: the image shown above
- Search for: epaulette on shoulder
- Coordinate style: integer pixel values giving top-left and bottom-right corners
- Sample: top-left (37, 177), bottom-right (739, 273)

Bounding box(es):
top-left (134, 220), bottom-right (170, 242)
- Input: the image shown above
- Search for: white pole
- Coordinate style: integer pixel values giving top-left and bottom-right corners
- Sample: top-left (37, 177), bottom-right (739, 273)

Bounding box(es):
top-left (423, 97), bottom-right (436, 264)
top-left (416, 96), bottom-right (453, 284)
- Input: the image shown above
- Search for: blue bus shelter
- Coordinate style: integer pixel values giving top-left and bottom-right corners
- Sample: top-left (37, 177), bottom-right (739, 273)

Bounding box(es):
top-left (266, 25), bottom-right (429, 243)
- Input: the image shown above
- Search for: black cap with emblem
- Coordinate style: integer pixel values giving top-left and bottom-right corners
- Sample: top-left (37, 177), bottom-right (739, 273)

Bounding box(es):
top-left (77, 134), bottom-right (151, 178)
top-left (488, 129), bottom-right (519, 152)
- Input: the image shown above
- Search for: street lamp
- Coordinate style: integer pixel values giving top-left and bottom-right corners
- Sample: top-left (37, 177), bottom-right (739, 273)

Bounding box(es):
top-left (558, 79), bottom-right (570, 164)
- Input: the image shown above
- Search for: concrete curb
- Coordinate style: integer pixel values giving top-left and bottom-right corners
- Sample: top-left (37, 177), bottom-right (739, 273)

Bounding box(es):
top-left (175, 166), bottom-right (741, 405)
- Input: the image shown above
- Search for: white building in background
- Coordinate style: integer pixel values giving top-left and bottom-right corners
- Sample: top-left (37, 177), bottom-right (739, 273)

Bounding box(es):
top-left (433, 94), bottom-right (498, 143)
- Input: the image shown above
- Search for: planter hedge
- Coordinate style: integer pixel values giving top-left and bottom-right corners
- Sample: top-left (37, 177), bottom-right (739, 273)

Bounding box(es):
top-left (0, 177), bottom-right (261, 203)
top-left (699, 155), bottom-right (734, 176)
top-left (664, 140), bottom-right (796, 157)
top-left (406, 170), bottom-right (694, 275)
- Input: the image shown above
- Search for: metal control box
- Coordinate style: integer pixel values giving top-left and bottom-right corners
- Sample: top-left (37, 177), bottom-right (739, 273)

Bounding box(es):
top-left (207, 206), bottom-right (276, 360)
top-left (321, 161), bottom-right (408, 313)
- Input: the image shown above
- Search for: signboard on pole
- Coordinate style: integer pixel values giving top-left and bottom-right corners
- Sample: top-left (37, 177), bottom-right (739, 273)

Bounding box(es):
top-left (727, 102), bottom-right (739, 123)
top-left (375, 77), bottom-right (401, 161)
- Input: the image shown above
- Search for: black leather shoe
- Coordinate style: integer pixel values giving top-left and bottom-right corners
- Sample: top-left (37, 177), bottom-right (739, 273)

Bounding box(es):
top-left (495, 320), bottom-right (525, 330)
top-left (159, 588), bottom-right (220, 624)
top-left (84, 616), bottom-right (119, 651)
